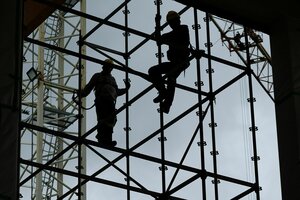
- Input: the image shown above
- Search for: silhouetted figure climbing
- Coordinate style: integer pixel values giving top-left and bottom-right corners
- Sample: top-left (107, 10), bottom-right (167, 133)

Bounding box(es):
top-left (148, 10), bottom-right (190, 114)
top-left (80, 59), bottom-right (130, 147)
top-left (233, 32), bottom-right (246, 50)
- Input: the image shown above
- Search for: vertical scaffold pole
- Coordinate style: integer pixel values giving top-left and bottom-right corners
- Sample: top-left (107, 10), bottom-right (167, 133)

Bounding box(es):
top-left (80, 0), bottom-right (87, 199)
top-left (244, 27), bottom-right (261, 199)
top-left (77, 30), bottom-right (83, 200)
top-left (155, 0), bottom-right (166, 196)
top-left (205, 13), bottom-right (219, 200)
top-left (193, 8), bottom-right (207, 200)
top-left (36, 22), bottom-right (45, 200)
top-left (30, 31), bottom-right (35, 199)
top-left (57, 11), bottom-right (64, 198)
top-left (124, 2), bottom-right (131, 200)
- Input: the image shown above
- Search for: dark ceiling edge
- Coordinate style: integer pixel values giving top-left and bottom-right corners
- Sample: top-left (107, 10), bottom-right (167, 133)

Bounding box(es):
top-left (173, 0), bottom-right (275, 34)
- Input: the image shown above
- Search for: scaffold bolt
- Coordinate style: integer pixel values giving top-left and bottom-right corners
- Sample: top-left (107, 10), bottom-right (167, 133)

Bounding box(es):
top-left (211, 179), bottom-right (221, 184)
top-left (75, 63), bottom-right (84, 70)
top-left (124, 177), bottom-right (131, 182)
top-left (208, 122), bottom-right (217, 127)
top-left (197, 141), bottom-right (207, 146)
top-left (154, 0), bottom-right (162, 5)
top-left (192, 24), bottom-right (201, 30)
top-left (196, 111), bottom-right (205, 116)
top-left (123, 127), bottom-right (132, 131)
top-left (203, 16), bottom-right (212, 22)
top-left (205, 68), bottom-right (214, 73)
top-left (159, 166), bottom-right (168, 171)
top-left (122, 10), bottom-right (130, 14)
top-left (210, 150), bottom-right (219, 156)
top-left (155, 52), bottom-right (164, 58)
top-left (247, 97), bottom-right (256, 102)
top-left (122, 32), bottom-right (131, 37)
top-left (194, 81), bottom-right (204, 87)
top-left (204, 42), bottom-right (213, 47)
top-left (251, 156), bottom-right (260, 161)
top-left (249, 126), bottom-right (258, 131)
top-left (123, 78), bottom-right (131, 83)
top-left (158, 136), bottom-right (167, 142)
top-left (75, 165), bottom-right (84, 170)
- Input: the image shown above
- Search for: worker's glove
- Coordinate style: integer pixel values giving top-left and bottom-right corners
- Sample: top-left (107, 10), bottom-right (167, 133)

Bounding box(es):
top-left (124, 79), bottom-right (131, 90)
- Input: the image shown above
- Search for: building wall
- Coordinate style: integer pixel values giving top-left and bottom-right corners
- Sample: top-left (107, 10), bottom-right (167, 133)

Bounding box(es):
top-left (0, 0), bottom-right (22, 199)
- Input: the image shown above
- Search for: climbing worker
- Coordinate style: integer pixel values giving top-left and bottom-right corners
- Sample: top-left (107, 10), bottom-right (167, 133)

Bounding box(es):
top-left (233, 32), bottom-right (246, 50)
top-left (80, 59), bottom-right (130, 147)
top-left (148, 10), bottom-right (190, 114)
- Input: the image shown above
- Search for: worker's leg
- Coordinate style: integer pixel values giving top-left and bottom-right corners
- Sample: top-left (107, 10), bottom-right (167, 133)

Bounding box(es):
top-left (161, 76), bottom-right (177, 114)
top-left (162, 61), bottom-right (190, 113)
top-left (148, 62), bottom-right (172, 103)
top-left (95, 98), bottom-right (117, 147)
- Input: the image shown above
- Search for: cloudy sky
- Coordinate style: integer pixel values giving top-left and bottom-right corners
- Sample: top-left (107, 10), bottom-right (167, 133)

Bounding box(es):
top-left (21, 0), bottom-right (282, 199)
top-left (74, 0), bottom-right (282, 199)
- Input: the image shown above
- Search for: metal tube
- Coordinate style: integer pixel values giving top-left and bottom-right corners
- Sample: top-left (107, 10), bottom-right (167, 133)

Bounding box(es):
top-left (205, 13), bottom-right (219, 199)
top-left (244, 27), bottom-right (261, 199)
top-left (57, 11), bottom-right (64, 198)
top-left (124, 2), bottom-right (131, 200)
top-left (194, 8), bottom-right (207, 199)
top-left (155, 0), bottom-right (166, 195)
top-left (79, 1), bottom-right (87, 199)
top-left (77, 31), bottom-right (82, 200)
top-left (36, 22), bottom-right (45, 200)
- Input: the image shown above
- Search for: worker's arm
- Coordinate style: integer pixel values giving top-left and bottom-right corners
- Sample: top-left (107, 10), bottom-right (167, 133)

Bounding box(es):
top-left (81, 74), bottom-right (97, 97)
top-left (161, 25), bottom-right (190, 47)
top-left (116, 80), bottom-right (131, 96)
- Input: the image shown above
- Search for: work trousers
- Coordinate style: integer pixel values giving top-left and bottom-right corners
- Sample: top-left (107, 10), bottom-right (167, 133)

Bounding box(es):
top-left (148, 60), bottom-right (189, 107)
top-left (95, 97), bottom-right (116, 142)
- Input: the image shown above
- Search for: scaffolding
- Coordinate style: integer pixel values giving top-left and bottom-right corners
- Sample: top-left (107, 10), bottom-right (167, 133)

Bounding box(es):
top-left (20, 0), bottom-right (274, 199)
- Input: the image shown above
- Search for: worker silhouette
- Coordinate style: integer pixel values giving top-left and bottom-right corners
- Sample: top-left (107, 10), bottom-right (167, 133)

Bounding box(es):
top-left (80, 59), bottom-right (130, 147)
top-left (148, 11), bottom-right (190, 114)
top-left (233, 32), bottom-right (246, 50)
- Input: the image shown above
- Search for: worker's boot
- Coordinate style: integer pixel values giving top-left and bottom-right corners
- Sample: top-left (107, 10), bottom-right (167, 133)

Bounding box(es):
top-left (161, 101), bottom-right (170, 114)
top-left (96, 132), bottom-right (117, 148)
top-left (99, 140), bottom-right (117, 148)
top-left (153, 94), bottom-right (166, 103)
top-left (153, 88), bottom-right (167, 103)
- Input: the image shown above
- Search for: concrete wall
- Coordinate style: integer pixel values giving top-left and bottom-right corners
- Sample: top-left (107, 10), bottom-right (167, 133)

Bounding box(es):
top-left (270, 18), bottom-right (300, 199)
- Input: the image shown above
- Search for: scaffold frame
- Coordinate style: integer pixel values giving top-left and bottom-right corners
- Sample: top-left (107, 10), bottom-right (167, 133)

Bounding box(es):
top-left (19, 0), bottom-right (274, 199)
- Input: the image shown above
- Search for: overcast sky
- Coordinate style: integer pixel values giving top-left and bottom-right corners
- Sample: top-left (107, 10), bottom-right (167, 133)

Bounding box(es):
top-left (74, 0), bottom-right (282, 199)
top-left (21, 0), bottom-right (282, 199)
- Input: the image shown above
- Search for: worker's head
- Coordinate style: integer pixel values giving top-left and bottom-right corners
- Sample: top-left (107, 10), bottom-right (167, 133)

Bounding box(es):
top-left (102, 59), bottom-right (114, 74)
top-left (166, 11), bottom-right (180, 29)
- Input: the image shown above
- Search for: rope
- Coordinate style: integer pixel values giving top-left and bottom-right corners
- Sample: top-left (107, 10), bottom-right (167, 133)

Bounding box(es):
top-left (72, 90), bottom-right (95, 110)
top-left (239, 66), bottom-right (255, 200)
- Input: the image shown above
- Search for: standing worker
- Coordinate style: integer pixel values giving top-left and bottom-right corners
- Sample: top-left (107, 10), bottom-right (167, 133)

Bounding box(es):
top-left (148, 10), bottom-right (190, 114)
top-left (80, 59), bottom-right (130, 147)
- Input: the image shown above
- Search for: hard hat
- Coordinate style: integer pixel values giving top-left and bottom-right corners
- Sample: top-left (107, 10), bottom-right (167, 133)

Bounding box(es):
top-left (104, 58), bottom-right (114, 65)
top-left (102, 58), bottom-right (114, 71)
top-left (166, 11), bottom-right (180, 22)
